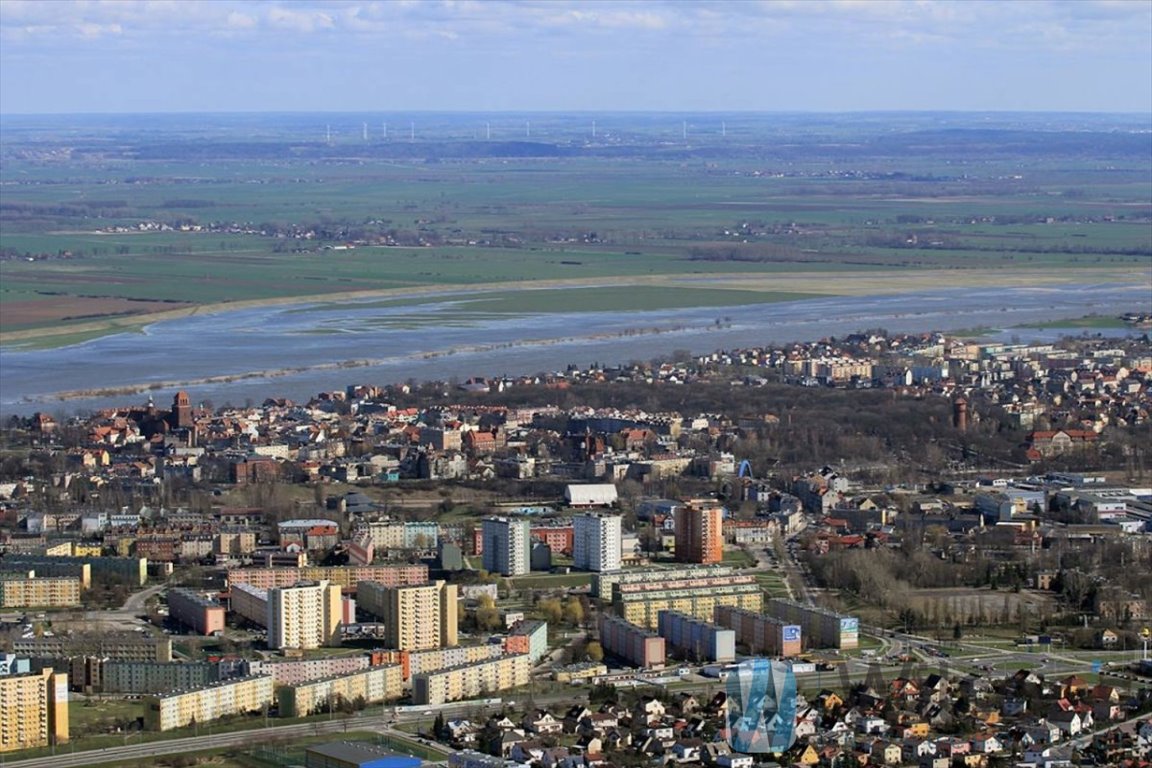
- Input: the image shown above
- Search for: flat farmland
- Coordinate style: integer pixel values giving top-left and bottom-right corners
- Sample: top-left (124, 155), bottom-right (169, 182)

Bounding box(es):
top-left (3, 113), bottom-right (1149, 346)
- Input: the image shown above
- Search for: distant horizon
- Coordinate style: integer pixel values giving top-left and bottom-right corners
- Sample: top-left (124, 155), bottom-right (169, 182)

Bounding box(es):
top-left (3, 108), bottom-right (1152, 118)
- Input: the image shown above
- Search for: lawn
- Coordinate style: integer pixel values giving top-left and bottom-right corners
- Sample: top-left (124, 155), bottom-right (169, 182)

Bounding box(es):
top-left (1017, 314), bottom-right (1132, 330)
top-left (509, 572), bottom-right (594, 590)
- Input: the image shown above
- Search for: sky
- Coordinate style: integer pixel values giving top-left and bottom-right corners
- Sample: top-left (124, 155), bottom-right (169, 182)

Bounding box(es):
top-left (1, 0), bottom-right (1150, 115)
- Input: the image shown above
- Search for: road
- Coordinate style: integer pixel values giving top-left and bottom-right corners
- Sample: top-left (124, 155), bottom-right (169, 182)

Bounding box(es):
top-left (120, 583), bottom-right (167, 615)
top-left (2, 707), bottom-right (463, 768)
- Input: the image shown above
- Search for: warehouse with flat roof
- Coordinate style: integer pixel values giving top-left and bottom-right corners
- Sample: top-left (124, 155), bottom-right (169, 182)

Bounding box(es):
top-left (304, 741), bottom-right (423, 768)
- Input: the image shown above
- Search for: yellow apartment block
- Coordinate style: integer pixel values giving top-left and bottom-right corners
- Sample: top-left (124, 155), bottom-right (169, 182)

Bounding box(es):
top-left (614, 580), bottom-right (763, 630)
top-left (358, 580), bottom-right (457, 651)
top-left (0, 576), bottom-right (83, 608)
top-left (143, 675), bottom-right (274, 732)
top-left (412, 653), bottom-right (529, 706)
top-left (0, 670), bottom-right (69, 753)
top-left (42, 542), bottom-right (102, 558)
top-left (268, 581), bottom-right (343, 651)
top-left (277, 664), bottom-right (403, 718)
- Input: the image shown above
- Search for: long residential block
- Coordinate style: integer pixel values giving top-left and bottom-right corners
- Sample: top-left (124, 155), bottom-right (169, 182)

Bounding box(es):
top-left (612, 572), bottom-right (763, 630)
top-left (226, 564), bottom-right (428, 592)
top-left (764, 599), bottom-right (859, 650)
top-left (592, 565), bottom-right (744, 600)
top-left (412, 653), bottom-right (530, 706)
top-left (167, 588), bottom-right (226, 636)
top-left (100, 661), bottom-right (218, 694)
top-left (599, 614), bottom-right (665, 669)
top-left (12, 634), bottom-right (172, 663)
top-left (277, 664), bottom-right (403, 718)
top-left (656, 610), bottom-right (735, 663)
top-left (0, 576), bottom-right (82, 608)
top-left (253, 656), bottom-right (370, 686)
top-left (229, 582), bottom-right (269, 627)
top-left (0, 560), bottom-right (91, 589)
top-left (143, 675), bottom-right (274, 731)
top-left (372, 644), bottom-right (507, 682)
top-left (1, 555), bottom-right (147, 586)
top-left (713, 606), bottom-right (802, 657)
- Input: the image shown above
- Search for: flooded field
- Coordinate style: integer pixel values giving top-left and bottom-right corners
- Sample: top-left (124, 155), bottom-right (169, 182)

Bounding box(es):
top-left (1, 281), bottom-right (1148, 415)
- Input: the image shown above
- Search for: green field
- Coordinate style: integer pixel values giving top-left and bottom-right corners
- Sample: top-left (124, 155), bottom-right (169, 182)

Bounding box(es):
top-left (2, 116), bottom-right (1149, 345)
top-left (1017, 314), bottom-right (1134, 330)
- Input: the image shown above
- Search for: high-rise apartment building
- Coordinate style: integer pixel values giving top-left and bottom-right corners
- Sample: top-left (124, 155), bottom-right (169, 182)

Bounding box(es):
top-left (572, 513), bottom-right (622, 572)
top-left (267, 581), bottom-right (342, 650)
top-left (674, 502), bottom-right (725, 564)
top-left (357, 580), bottom-right (457, 651)
top-left (481, 518), bottom-right (531, 576)
top-left (0, 669), bottom-right (69, 753)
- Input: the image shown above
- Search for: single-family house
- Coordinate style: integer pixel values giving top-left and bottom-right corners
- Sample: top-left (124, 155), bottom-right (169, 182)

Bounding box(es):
top-left (969, 734), bottom-right (1003, 754)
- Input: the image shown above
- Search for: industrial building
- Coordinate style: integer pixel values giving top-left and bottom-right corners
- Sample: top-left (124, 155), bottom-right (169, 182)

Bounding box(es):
top-left (277, 665), bottom-right (403, 718)
top-left (356, 580), bottom-right (457, 651)
top-left (411, 653), bottom-right (530, 706)
top-left (0, 669), bottom-right (69, 753)
top-left (143, 675), bottom-right (274, 731)
top-left (764, 599), bottom-right (859, 650)
top-left (656, 610), bottom-right (736, 663)
top-left (305, 742), bottom-right (422, 768)
top-left (598, 614), bottom-right (666, 669)
top-left (714, 606), bottom-right (802, 657)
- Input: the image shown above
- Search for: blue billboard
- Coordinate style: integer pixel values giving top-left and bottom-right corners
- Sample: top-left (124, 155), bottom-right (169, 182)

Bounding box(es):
top-left (726, 658), bottom-right (798, 754)
top-left (782, 625), bottom-right (801, 642)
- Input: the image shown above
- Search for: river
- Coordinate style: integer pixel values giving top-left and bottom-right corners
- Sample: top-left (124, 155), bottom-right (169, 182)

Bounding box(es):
top-left (1, 282), bottom-right (1147, 415)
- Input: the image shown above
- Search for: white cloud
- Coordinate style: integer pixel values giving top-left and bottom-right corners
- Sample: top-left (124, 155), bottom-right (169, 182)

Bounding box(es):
top-left (267, 6), bottom-right (334, 33)
top-left (226, 11), bottom-right (257, 30)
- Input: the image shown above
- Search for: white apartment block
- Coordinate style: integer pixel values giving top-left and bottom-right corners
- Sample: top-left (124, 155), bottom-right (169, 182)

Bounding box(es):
top-left (572, 513), bottom-right (622, 572)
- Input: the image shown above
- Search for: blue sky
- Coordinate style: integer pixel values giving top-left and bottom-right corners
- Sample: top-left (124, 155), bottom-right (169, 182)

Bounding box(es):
top-left (1, 0), bottom-right (1150, 114)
